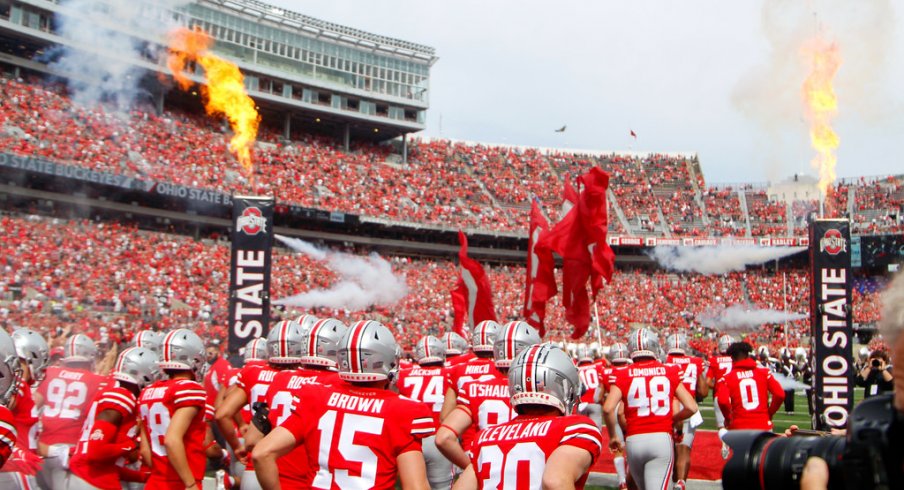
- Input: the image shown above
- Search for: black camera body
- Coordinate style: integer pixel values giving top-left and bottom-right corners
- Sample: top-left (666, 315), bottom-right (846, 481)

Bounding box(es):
top-left (872, 359), bottom-right (882, 368)
top-left (722, 394), bottom-right (903, 490)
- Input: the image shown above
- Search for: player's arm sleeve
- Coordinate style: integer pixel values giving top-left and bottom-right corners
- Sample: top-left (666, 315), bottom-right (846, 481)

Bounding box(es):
top-left (401, 404), bottom-right (435, 454)
top-left (558, 420), bottom-right (603, 465)
top-left (716, 379), bottom-right (731, 420)
top-left (0, 418), bottom-right (16, 467)
top-left (765, 373), bottom-right (786, 416)
top-left (172, 381), bottom-right (207, 410)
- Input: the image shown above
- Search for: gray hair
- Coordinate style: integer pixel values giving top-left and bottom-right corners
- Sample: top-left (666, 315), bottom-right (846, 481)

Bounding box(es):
top-left (879, 271), bottom-right (904, 354)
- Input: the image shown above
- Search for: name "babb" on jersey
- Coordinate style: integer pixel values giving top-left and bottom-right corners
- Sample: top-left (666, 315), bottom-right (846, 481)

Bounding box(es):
top-left (327, 392), bottom-right (385, 414)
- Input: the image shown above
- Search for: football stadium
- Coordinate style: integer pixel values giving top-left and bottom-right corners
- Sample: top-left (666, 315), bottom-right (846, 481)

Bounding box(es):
top-left (0, 0), bottom-right (901, 489)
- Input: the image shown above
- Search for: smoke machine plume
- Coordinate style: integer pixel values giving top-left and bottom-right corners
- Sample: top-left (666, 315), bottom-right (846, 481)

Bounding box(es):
top-left (273, 235), bottom-right (409, 311)
top-left (167, 27), bottom-right (260, 174)
top-left (650, 245), bottom-right (806, 275)
top-left (698, 305), bottom-right (807, 330)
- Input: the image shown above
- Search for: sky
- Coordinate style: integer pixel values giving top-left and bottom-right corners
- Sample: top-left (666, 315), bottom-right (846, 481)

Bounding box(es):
top-left (267, 0), bottom-right (904, 185)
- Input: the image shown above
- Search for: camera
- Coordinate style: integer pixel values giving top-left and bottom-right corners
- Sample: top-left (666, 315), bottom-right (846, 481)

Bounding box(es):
top-left (722, 394), bottom-right (903, 489)
top-left (871, 359), bottom-right (881, 368)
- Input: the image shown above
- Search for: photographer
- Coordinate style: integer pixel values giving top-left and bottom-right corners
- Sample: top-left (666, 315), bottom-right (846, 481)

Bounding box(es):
top-left (854, 350), bottom-right (893, 398)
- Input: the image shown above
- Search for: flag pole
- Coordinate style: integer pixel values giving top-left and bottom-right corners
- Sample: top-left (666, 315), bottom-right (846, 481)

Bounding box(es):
top-left (593, 299), bottom-right (603, 347)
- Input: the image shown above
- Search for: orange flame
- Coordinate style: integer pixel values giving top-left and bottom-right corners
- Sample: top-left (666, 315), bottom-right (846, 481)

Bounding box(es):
top-left (167, 27), bottom-right (260, 174)
top-left (801, 38), bottom-right (841, 198)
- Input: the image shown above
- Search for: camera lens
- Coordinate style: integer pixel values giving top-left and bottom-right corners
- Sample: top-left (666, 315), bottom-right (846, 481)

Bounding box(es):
top-left (722, 430), bottom-right (846, 490)
top-left (871, 359), bottom-right (881, 368)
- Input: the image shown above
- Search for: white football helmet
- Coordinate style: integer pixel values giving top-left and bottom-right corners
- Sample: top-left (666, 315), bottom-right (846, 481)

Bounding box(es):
top-left (267, 320), bottom-right (307, 364)
top-left (113, 347), bottom-right (160, 389)
top-left (337, 320), bottom-right (400, 383)
top-left (665, 332), bottom-right (688, 355)
top-left (575, 344), bottom-right (593, 363)
top-left (301, 319), bottom-right (348, 369)
top-left (243, 338), bottom-right (269, 362)
top-left (627, 328), bottom-right (661, 360)
top-left (608, 342), bottom-right (631, 365)
top-left (717, 334), bottom-right (736, 355)
top-left (472, 320), bottom-right (501, 353)
top-left (133, 330), bottom-right (162, 355)
top-left (12, 329), bottom-right (50, 382)
top-left (0, 329), bottom-right (23, 406)
top-left (414, 335), bottom-right (446, 365)
top-left (509, 343), bottom-right (582, 415)
top-left (159, 329), bottom-right (206, 376)
top-left (493, 321), bottom-right (541, 369)
top-left (293, 314), bottom-right (319, 334)
top-left (62, 334), bottom-right (97, 363)
top-left (443, 332), bottom-right (468, 356)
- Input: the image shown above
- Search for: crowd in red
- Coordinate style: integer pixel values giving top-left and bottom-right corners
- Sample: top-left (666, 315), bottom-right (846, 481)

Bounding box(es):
top-left (1, 75), bottom-right (900, 238)
top-left (0, 213), bottom-right (884, 352)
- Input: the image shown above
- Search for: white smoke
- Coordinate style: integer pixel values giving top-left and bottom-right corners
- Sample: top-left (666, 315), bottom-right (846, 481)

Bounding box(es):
top-left (649, 245), bottom-right (806, 274)
top-left (50, 0), bottom-right (188, 109)
top-left (273, 235), bottom-right (409, 311)
top-left (699, 305), bottom-right (807, 330)
top-left (772, 371), bottom-right (810, 392)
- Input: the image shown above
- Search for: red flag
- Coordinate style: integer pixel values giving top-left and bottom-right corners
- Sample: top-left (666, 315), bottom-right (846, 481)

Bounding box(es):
top-left (630, 129), bottom-right (637, 139)
top-left (451, 231), bottom-right (497, 336)
top-left (561, 178), bottom-right (578, 218)
top-left (533, 167), bottom-right (615, 339)
top-left (523, 200), bottom-right (554, 335)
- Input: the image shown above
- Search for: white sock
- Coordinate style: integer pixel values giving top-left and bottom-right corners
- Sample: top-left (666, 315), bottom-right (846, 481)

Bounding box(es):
top-left (718, 427), bottom-right (728, 441)
top-left (614, 456), bottom-right (626, 483)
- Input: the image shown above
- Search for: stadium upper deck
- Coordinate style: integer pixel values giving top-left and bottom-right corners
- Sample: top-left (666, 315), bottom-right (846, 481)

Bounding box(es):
top-left (0, 0), bottom-right (435, 142)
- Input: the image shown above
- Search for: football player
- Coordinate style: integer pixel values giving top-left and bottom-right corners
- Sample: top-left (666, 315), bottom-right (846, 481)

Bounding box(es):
top-left (664, 332), bottom-right (707, 490)
top-left (37, 334), bottom-right (108, 490)
top-left (437, 321), bottom-right (540, 471)
top-left (0, 329), bottom-right (23, 472)
top-left (440, 321), bottom-right (500, 441)
top-left (707, 333), bottom-right (735, 458)
top-left (603, 328), bottom-right (699, 490)
top-left (454, 343), bottom-right (603, 489)
top-left (0, 329), bottom-right (48, 487)
top-left (68, 346), bottom-right (160, 489)
top-left (576, 344), bottom-right (604, 429)
top-left (138, 329), bottom-right (208, 490)
top-left (252, 320), bottom-right (434, 489)
top-left (397, 335), bottom-right (452, 490)
top-left (245, 318), bottom-right (344, 489)
top-left (215, 335), bottom-right (281, 489)
top-left (442, 332), bottom-right (471, 367)
top-left (601, 342), bottom-right (631, 490)
top-left (716, 342), bottom-right (785, 432)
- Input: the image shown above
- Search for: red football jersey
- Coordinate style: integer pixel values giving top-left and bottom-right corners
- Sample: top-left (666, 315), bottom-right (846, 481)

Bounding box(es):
top-left (280, 381), bottom-right (435, 489)
top-left (601, 363), bottom-right (630, 393)
top-left (12, 380), bottom-right (38, 451)
top-left (613, 359), bottom-right (681, 436)
top-left (666, 354), bottom-right (705, 396)
top-left (70, 385), bottom-right (138, 490)
top-left (38, 365), bottom-right (108, 446)
top-left (204, 357), bottom-right (231, 405)
top-left (577, 362), bottom-right (603, 404)
top-left (445, 351), bottom-right (476, 367)
top-left (236, 363), bottom-right (279, 471)
top-left (469, 414), bottom-right (603, 489)
top-left (447, 357), bottom-right (498, 392)
top-left (396, 366), bottom-right (450, 427)
top-left (716, 359), bottom-right (785, 430)
top-left (138, 378), bottom-right (208, 489)
top-left (707, 355), bottom-right (733, 387)
top-left (458, 372), bottom-right (515, 432)
top-left (0, 405), bottom-right (16, 468)
top-left (266, 367), bottom-right (340, 489)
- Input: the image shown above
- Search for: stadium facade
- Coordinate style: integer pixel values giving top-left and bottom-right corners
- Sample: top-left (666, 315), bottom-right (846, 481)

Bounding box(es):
top-left (0, 0), bottom-right (435, 147)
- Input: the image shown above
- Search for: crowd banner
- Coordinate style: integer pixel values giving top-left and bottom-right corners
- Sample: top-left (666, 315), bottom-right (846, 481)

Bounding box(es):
top-left (808, 219), bottom-right (854, 431)
top-left (228, 196), bottom-right (275, 353)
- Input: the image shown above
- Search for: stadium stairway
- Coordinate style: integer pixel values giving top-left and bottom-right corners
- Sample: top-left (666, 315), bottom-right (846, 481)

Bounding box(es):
top-left (738, 190), bottom-right (753, 236)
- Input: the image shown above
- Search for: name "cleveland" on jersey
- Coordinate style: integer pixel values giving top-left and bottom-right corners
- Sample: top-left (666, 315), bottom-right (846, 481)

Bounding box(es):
top-left (477, 420), bottom-right (552, 444)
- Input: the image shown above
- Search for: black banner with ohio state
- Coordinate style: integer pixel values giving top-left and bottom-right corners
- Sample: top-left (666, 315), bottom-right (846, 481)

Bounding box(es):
top-left (808, 219), bottom-right (853, 431)
top-left (228, 196), bottom-right (274, 353)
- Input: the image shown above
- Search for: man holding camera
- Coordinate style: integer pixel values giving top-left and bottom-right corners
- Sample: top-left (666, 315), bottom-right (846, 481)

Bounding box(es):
top-left (854, 350), bottom-right (893, 398)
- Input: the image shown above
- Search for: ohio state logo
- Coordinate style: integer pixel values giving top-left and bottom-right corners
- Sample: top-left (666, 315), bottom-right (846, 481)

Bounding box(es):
top-left (819, 229), bottom-right (846, 255)
top-left (236, 207), bottom-right (267, 235)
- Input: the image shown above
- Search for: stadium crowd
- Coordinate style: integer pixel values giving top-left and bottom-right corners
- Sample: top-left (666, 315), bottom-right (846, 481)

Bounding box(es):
top-left (1, 74), bottom-right (901, 238)
top-left (0, 212), bottom-right (876, 353)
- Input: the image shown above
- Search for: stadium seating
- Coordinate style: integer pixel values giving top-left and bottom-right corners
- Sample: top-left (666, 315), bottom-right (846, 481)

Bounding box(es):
top-left (2, 75), bottom-right (899, 237)
top-left (0, 213), bottom-right (882, 350)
